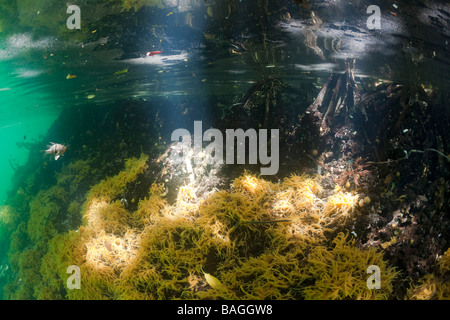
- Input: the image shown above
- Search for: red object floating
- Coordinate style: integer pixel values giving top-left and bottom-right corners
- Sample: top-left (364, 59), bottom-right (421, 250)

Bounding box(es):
top-left (146, 51), bottom-right (162, 57)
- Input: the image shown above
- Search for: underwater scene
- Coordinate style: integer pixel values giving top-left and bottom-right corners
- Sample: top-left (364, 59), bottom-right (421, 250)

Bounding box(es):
top-left (0, 0), bottom-right (449, 301)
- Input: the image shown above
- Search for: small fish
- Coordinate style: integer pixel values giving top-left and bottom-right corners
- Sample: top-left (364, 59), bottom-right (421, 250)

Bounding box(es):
top-left (66, 74), bottom-right (77, 79)
top-left (113, 68), bottom-right (128, 75)
top-left (146, 51), bottom-right (162, 57)
top-left (44, 142), bottom-right (67, 160)
top-left (167, 11), bottom-right (173, 16)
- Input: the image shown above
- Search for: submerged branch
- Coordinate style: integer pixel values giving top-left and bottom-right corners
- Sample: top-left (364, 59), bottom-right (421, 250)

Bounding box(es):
top-left (367, 148), bottom-right (450, 165)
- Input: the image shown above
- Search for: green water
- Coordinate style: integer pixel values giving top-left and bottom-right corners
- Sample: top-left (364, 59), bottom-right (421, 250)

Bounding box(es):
top-left (0, 61), bottom-right (58, 203)
top-left (0, 37), bottom-right (226, 199)
top-left (0, 30), bottom-right (322, 207)
top-left (0, 0), bottom-right (449, 301)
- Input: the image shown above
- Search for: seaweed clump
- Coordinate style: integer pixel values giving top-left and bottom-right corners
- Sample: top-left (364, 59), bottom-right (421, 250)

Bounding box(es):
top-left (2, 153), bottom-right (149, 299)
top-left (405, 248), bottom-right (450, 300)
top-left (302, 232), bottom-right (399, 300)
top-left (27, 165), bottom-right (401, 300)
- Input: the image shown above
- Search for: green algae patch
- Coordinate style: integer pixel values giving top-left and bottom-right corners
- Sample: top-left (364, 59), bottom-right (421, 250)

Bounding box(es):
top-left (3, 163), bottom-right (403, 300)
top-left (302, 232), bottom-right (399, 300)
top-left (2, 153), bottom-right (149, 299)
top-left (120, 0), bottom-right (165, 12)
top-left (86, 153), bottom-right (148, 204)
top-left (31, 172), bottom-right (393, 300)
top-left (405, 247), bottom-right (450, 300)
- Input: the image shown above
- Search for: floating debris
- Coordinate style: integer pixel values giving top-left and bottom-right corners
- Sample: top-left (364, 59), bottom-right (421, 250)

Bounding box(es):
top-left (146, 51), bottom-right (162, 57)
top-left (113, 68), bottom-right (128, 75)
top-left (104, 240), bottom-right (112, 252)
top-left (202, 269), bottom-right (222, 290)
